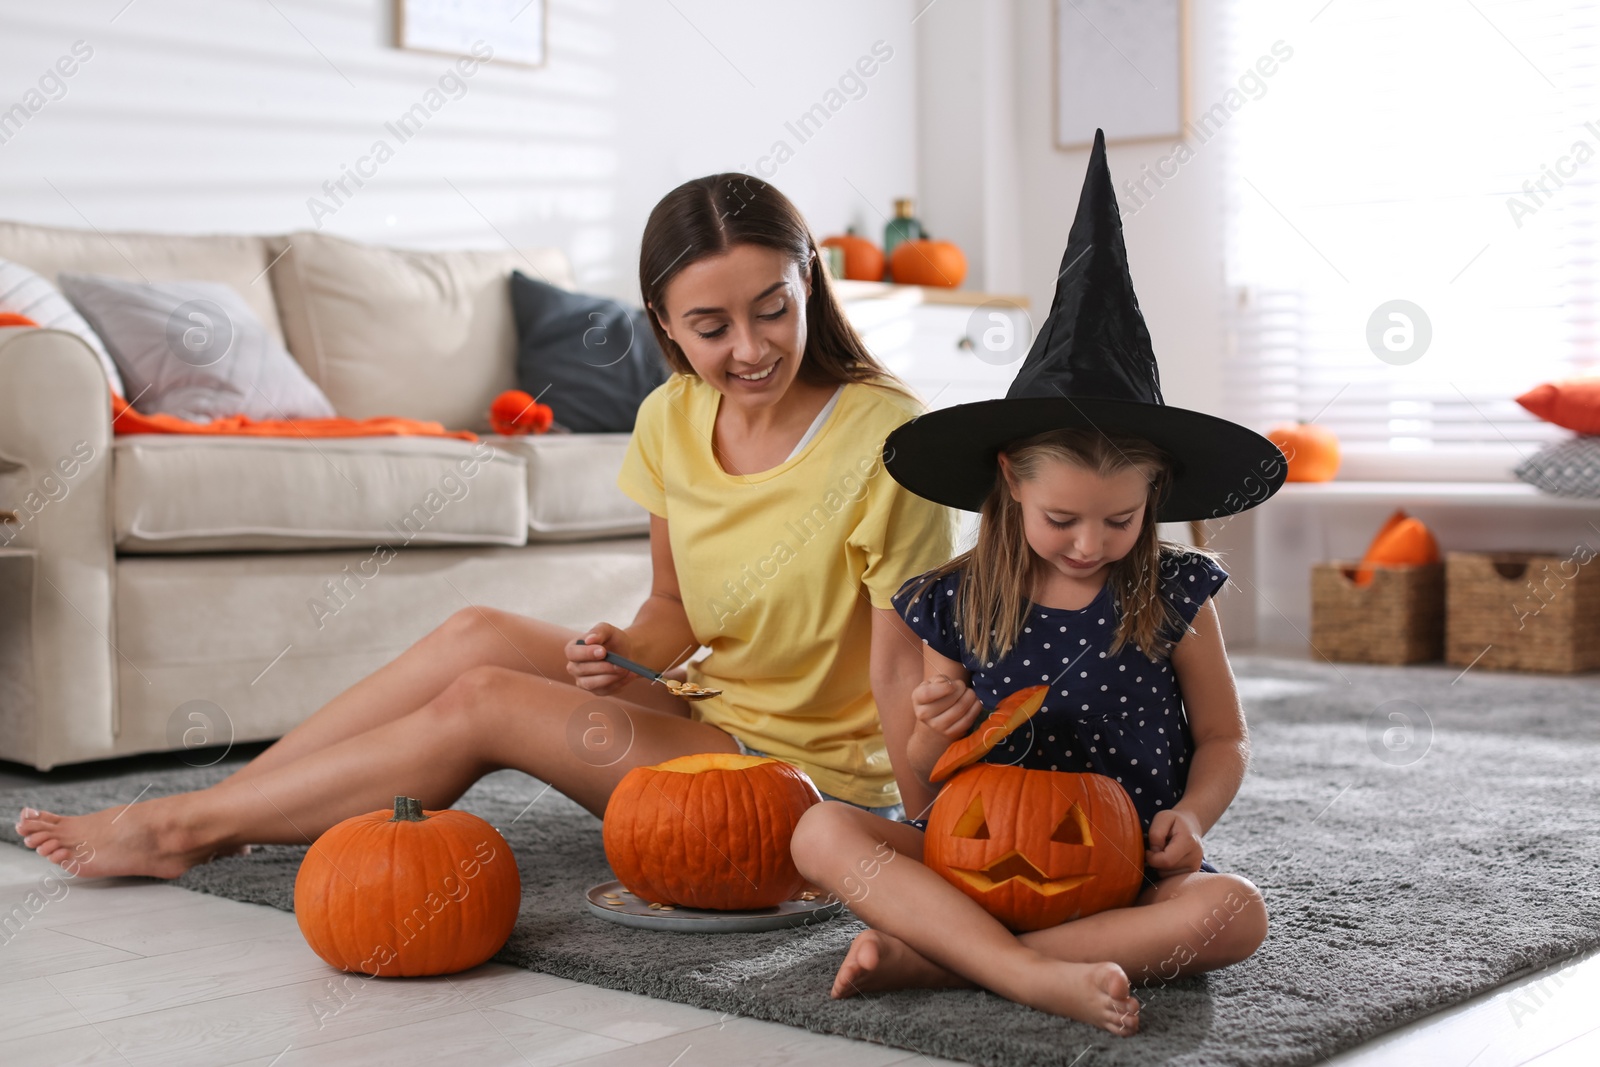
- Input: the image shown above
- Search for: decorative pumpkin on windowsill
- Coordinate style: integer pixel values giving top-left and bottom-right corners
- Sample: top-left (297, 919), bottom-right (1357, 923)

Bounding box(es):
top-left (294, 796), bottom-right (522, 976)
top-left (603, 753), bottom-right (822, 911)
top-left (924, 686), bottom-right (1145, 932)
top-left (1265, 420), bottom-right (1340, 482)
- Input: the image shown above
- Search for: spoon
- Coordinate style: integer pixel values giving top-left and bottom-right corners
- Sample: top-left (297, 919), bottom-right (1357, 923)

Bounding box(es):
top-left (574, 639), bottom-right (721, 700)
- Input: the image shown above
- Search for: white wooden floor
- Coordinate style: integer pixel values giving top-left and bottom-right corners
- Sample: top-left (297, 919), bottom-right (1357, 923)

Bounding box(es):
top-left (2, 841), bottom-right (1596, 1066)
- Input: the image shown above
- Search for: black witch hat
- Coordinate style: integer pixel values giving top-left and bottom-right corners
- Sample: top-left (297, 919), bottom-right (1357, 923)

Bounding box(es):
top-left (883, 129), bottom-right (1286, 522)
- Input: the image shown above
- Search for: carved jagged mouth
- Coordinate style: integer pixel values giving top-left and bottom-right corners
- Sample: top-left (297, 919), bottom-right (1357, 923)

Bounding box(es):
top-left (946, 852), bottom-right (1095, 895)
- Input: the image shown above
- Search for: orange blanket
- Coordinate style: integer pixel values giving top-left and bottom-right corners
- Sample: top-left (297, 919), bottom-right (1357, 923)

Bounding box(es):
top-left (110, 393), bottom-right (477, 441)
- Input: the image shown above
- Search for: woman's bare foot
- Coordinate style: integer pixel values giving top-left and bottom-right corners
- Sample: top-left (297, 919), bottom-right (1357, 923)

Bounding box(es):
top-left (832, 929), bottom-right (974, 998)
top-left (832, 930), bottom-right (1140, 1036)
top-left (14, 798), bottom-right (232, 879)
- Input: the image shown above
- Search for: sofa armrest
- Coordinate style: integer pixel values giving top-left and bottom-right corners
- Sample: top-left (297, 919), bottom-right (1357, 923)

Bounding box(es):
top-left (0, 327), bottom-right (116, 769)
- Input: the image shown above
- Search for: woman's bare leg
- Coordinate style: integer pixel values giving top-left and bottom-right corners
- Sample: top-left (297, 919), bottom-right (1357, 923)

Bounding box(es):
top-left (226, 607), bottom-right (689, 785)
top-left (16, 665), bottom-right (737, 879)
top-left (790, 802), bottom-right (1142, 1035)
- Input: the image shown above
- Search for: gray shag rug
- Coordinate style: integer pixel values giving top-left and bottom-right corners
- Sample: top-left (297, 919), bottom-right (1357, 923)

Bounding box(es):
top-left (4, 653), bottom-right (1599, 1067)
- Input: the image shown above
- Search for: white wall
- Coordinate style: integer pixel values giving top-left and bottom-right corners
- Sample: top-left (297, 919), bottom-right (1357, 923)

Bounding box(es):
top-left (0, 0), bottom-right (921, 300)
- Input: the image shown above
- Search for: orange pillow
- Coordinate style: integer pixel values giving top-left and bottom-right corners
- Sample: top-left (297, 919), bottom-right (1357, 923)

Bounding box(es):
top-left (1351, 508), bottom-right (1439, 587)
top-left (1516, 376), bottom-right (1600, 434)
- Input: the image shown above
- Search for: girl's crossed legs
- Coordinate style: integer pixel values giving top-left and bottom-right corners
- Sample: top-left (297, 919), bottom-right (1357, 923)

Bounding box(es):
top-left (17, 606), bottom-right (738, 879)
top-left (790, 801), bottom-right (1268, 1037)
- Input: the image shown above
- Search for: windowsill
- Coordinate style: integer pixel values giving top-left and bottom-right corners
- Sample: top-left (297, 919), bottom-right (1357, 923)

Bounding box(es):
top-left (1272, 481), bottom-right (1597, 508)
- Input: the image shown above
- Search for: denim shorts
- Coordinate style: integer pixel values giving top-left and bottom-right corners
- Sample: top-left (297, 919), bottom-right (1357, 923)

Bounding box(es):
top-left (731, 735), bottom-right (906, 822)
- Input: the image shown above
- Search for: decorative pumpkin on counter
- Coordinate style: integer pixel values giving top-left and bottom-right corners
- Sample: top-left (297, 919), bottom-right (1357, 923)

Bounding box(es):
top-left (294, 796), bottom-right (521, 976)
top-left (490, 389), bottom-right (554, 435)
top-left (925, 684), bottom-right (1143, 931)
top-left (888, 237), bottom-right (968, 288)
top-left (924, 763), bottom-right (1145, 932)
top-left (1265, 420), bottom-right (1340, 482)
top-left (603, 753), bottom-right (822, 910)
top-left (820, 229), bottom-right (886, 282)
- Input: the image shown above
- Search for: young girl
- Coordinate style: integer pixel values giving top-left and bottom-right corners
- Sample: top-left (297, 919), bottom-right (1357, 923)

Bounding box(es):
top-left (791, 129), bottom-right (1282, 1036)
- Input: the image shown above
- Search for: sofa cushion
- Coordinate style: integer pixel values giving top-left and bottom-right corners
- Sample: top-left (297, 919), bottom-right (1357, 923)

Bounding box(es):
top-left (0, 257), bottom-right (125, 395)
top-left (509, 270), bottom-right (671, 432)
top-left (0, 219), bottom-right (284, 344)
top-left (113, 435), bottom-right (528, 553)
top-left (487, 433), bottom-right (649, 541)
top-left (59, 273), bottom-right (335, 422)
top-left (266, 232), bottom-right (574, 433)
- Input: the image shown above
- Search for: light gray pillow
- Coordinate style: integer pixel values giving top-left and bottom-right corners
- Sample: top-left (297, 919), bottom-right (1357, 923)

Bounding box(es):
top-left (58, 272), bottom-right (335, 423)
top-left (1513, 435), bottom-right (1600, 498)
top-left (0, 257), bottom-right (125, 396)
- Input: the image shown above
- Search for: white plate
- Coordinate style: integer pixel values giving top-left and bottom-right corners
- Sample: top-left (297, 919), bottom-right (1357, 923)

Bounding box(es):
top-left (584, 880), bottom-right (845, 933)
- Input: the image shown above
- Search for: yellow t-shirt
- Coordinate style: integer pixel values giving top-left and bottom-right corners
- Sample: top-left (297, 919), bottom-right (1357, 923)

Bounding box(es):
top-left (616, 373), bottom-right (957, 806)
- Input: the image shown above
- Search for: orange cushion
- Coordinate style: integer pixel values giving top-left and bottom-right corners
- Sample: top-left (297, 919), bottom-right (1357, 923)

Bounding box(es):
top-left (1352, 508), bottom-right (1439, 587)
top-left (1516, 376), bottom-right (1600, 434)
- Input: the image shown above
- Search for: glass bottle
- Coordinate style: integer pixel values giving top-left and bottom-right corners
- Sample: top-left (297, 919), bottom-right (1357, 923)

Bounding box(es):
top-left (883, 198), bottom-right (924, 279)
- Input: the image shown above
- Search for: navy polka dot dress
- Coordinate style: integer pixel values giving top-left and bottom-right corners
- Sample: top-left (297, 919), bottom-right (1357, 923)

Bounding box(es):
top-left (892, 549), bottom-right (1228, 848)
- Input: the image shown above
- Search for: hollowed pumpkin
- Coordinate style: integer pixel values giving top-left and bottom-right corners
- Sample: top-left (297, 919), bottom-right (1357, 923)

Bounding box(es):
top-left (603, 752), bottom-right (822, 910)
top-left (294, 796), bottom-right (522, 976)
top-left (924, 764), bottom-right (1144, 932)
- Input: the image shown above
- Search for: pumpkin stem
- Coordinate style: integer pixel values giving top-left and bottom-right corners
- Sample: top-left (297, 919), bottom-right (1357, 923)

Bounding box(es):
top-left (390, 796), bottom-right (428, 822)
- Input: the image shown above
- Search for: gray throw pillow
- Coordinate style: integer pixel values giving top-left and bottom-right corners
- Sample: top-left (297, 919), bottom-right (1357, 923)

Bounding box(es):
top-left (1513, 435), bottom-right (1600, 498)
top-left (58, 273), bottom-right (335, 423)
top-left (510, 270), bottom-right (670, 433)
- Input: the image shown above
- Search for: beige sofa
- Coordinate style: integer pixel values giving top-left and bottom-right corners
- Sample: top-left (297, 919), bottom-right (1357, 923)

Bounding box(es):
top-left (0, 220), bottom-right (655, 770)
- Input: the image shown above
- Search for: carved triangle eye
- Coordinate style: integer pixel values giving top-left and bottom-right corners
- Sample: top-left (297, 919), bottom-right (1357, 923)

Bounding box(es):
top-left (1051, 802), bottom-right (1094, 846)
top-left (952, 792), bottom-right (990, 839)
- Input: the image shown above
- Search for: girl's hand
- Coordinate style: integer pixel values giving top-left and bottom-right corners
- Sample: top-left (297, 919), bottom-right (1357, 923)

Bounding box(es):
top-left (566, 623), bottom-right (635, 696)
top-left (1145, 809), bottom-right (1205, 876)
top-left (912, 675), bottom-right (983, 740)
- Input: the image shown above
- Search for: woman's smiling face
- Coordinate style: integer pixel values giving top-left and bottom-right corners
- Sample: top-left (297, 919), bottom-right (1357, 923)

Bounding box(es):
top-left (652, 243), bottom-right (812, 409)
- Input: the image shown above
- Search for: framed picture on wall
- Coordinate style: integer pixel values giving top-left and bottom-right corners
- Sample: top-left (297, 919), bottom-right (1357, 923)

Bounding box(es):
top-left (395, 0), bottom-right (547, 68)
top-left (1054, 0), bottom-right (1187, 150)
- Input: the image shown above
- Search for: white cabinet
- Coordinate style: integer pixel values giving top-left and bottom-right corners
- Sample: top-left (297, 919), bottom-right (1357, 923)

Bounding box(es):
top-left (839, 285), bottom-right (1033, 410)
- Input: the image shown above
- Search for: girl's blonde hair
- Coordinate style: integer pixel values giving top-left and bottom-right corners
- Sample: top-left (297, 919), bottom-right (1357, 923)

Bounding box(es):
top-left (902, 427), bottom-right (1225, 666)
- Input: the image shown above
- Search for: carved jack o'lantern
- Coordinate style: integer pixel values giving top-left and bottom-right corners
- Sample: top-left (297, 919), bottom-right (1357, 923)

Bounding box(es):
top-left (923, 685), bottom-right (1145, 932)
top-left (923, 763), bottom-right (1145, 932)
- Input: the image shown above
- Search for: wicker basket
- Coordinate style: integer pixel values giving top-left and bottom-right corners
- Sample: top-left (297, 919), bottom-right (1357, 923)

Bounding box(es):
top-left (1310, 561), bottom-right (1445, 664)
top-left (1445, 551), bottom-right (1600, 674)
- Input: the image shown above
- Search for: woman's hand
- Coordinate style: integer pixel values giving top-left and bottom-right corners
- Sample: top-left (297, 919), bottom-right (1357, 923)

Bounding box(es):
top-left (1145, 808), bottom-right (1205, 876)
top-left (911, 675), bottom-right (983, 740)
top-left (566, 622), bottom-right (636, 696)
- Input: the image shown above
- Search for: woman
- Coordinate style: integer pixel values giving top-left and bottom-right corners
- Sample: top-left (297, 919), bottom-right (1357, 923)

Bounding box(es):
top-left (15, 174), bottom-right (956, 878)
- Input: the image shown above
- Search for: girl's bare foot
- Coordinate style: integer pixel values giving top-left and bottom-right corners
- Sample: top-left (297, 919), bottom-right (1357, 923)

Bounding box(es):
top-left (832, 930), bottom-right (1140, 1036)
top-left (1024, 958), bottom-right (1141, 1036)
top-left (14, 799), bottom-right (231, 880)
top-left (832, 929), bottom-right (974, 998)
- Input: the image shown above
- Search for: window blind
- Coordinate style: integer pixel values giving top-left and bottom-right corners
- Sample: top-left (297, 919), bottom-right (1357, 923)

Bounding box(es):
top-left (1219, 0), bottom-right (1600, 480)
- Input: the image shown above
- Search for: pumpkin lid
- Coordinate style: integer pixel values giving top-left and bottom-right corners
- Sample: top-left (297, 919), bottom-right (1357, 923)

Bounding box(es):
top-left (883, 128), bottom-right (1287, 522)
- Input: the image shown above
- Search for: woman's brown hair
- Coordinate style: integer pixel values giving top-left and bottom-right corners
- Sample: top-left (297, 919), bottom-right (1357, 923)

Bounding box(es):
top-left (901, 427), bottom-right (1225, 666)
top-left (638, 173), bottom-right (913, 396)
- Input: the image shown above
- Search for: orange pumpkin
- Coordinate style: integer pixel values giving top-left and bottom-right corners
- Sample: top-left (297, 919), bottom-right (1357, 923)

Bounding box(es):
top-left (820, 230), bottom-right (886, 282)
top-left (603, 753), bottom-right (821, 910)
top-left (924, 764), bottom-right (1145, 932)
top-left (1351, 508), bottom-right (1439, 587)
top-left (1265, 421), bottom-right (1340, 482)
top-left (490, 389), bottom-right (554, 435)
top-left (931, 685), bottom-right (1050, 784)
top-left (889, 238), bottom-right (968, 288)
top-left (294, 796), bottom-right (522, 976)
